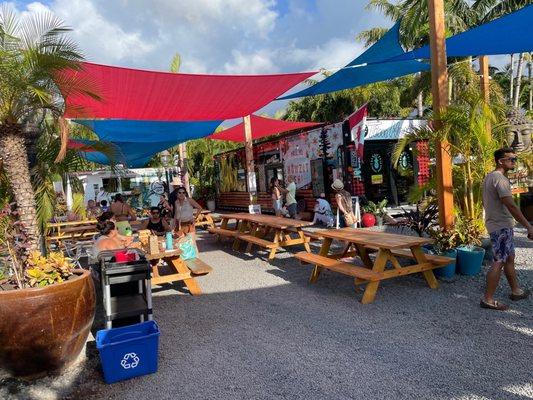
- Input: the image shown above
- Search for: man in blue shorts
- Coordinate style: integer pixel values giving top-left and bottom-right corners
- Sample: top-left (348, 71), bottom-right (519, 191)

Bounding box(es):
top-left (481, 148), bottom-right (533, 310)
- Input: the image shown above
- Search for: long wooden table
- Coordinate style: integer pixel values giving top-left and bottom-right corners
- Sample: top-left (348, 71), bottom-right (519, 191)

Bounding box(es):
top-left (210, 213), bottom-right (313, 259)
top-left (295, 228), bottom-right (454, 304)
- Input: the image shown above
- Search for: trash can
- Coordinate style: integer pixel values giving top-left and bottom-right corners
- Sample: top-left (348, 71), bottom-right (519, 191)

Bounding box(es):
top-left (96, 320), bottom-right (160, 384)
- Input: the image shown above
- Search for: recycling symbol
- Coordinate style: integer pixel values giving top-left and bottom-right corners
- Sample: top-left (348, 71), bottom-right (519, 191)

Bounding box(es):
top-left (120, 352), bottom-right (140, 369)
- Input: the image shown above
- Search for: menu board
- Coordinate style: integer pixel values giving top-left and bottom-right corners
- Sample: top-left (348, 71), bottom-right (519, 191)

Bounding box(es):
top-left (282, 136), bottom-right (311, 188)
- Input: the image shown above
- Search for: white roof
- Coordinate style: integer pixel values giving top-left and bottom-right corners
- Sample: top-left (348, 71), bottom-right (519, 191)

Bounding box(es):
top-left (365, 119), bottom-right (427, 141)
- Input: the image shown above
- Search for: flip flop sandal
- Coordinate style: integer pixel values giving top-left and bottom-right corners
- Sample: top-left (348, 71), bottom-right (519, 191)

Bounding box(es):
top-left (480, 300), bottom-right (508, 311)
top-left (509, 289), bottom-right (530, 301)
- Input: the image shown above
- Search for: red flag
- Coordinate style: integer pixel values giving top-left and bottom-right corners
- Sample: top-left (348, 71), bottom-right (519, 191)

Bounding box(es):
top-left (346, 104), bottom-right (368, 159)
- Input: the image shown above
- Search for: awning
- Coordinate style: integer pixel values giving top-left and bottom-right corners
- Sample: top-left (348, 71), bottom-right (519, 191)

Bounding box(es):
top-left (210, 114), bottom-right (322, 142)
top-left (62, 62), bottom-right (316, 121)
top-left (279, 22), bottom-right (429, 99)
top-left (389, 5), bottom-right (533, 61)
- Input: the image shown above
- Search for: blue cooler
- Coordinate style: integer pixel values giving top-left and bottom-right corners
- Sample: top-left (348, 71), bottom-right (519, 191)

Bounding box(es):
top-left (96, 320), bottom-right (160, 384)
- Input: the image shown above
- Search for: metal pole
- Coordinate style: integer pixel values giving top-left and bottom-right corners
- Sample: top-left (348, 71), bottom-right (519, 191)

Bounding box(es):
top-left (243, 115), bottom-right (256, 208)
top-left (428, 0), bottom-right (454, 228)
top-left (479, 55), bottom-right (492, 138)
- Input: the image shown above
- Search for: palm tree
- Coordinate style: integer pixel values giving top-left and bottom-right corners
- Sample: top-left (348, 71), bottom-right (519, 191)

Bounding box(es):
top-left (0, 5), bottom-right (95, 251)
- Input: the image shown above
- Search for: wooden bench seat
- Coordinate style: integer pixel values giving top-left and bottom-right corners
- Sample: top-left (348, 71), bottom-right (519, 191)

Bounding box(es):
top-left (295, 252), bottom-right (381, 281)
top-left (364, 245), bottom-right (453, 266)
top-left (207, 227), bottom-right (242, 237)
top-left (238, 234), bottom-right (276, 249)
top-left (285, 227), bottom-right (321, 241)
top-left (184, 258), bottom-right (213, 275)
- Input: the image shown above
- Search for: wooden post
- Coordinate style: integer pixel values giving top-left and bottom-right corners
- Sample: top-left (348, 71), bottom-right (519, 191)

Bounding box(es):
top-left (428, 0), bottom-right (454, 228)
top-left (479, 56), bottom-right (490, 103)
top-left (479, 55), bottom-right (492, 138)
top-left (243, 115), bottom-right (256, 207)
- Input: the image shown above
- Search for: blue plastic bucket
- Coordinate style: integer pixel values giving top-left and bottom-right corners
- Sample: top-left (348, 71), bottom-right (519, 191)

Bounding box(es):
top-left (457, 246), bottom-right (485, 276)
top-left (433, 249), bottom-right (457, 279)
top-left (96, 320), bottom-right (160, 384)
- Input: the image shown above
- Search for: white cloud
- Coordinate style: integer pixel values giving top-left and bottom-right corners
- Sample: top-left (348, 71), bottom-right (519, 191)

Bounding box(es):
top-left (224, 49), bottom-right (278, 74)
top-left (286, 38), bottom-right (364, 71)
top-left (10, 0), bottom-right (387, 80)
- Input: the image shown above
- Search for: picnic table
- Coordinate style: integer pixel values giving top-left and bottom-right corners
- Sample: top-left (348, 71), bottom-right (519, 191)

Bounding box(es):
top-left (209, 213), bottom-right (313, 259)
top-left (194, 210), bottom-right (216, 229)
top-left (295, 228), bottom-right (454, 304)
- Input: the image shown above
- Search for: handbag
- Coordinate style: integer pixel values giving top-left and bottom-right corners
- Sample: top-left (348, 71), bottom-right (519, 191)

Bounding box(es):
top-left (177, 234), bottom-right (197, 260)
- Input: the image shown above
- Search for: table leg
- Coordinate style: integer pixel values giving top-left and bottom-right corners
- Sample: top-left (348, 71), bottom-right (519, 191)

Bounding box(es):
top-left (268, 230), bottom-right (281, 260)
top-left (310, 237), bottom-right (332, 283)
top-left (361, 249), bottom-right (388, 304)
top-left (297, 229), bottom-right (311, 252)
top-left (354, 243), bottom-right (373, 268)
top-left (168, 257), bottom-right (202, 295)
top-left (412, 246), bottom-right (438, 289)
top-left (232, 219), bottom-right (247, 251)
top-left (246, 223), bottom-right (260, 253)
top-left (218, 218), bottom-right (229, 242)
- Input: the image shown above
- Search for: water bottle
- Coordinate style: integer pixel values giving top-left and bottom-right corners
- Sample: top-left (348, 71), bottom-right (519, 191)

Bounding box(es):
top-left (166, 232), bottom-right (173, 250)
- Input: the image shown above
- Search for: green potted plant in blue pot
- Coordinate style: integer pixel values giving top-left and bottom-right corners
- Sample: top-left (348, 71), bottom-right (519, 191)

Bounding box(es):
top-left (428, 227), bottom-right (459, 279)
top-left (455, 216), bottom-right (485, 276)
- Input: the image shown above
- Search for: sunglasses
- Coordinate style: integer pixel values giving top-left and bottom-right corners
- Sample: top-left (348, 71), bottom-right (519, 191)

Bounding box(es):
top-left (500, 157), bottom-right (518, 162)
top-left (151, 211), bottom-right (160, 214)
top-left (178, 191), bottom-right (186, 194)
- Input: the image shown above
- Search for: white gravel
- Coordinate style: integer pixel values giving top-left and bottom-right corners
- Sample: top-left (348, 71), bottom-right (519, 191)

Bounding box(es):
top-left (2, 227), bottom-right (532, 400)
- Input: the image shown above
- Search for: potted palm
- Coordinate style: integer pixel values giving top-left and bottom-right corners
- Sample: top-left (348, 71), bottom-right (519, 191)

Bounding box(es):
top-left (455, 215), bottom-right (485, 276)
top-left (205, 185), bottom-right (217, 212)
top-left (0, 7), bottom-right (97, 377)
top-left (429, 227), bottom-right (459, 278)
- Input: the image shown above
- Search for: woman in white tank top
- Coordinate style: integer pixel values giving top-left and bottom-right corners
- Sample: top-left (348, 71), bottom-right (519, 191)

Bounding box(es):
top-left (173, 186), bottom-right (203, 236)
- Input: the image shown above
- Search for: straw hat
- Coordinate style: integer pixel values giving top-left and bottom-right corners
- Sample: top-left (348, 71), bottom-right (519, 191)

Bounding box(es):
top-left (170, 177), bottom-right (182, 187)
top-left (331, 179), bottom-right (344, 191)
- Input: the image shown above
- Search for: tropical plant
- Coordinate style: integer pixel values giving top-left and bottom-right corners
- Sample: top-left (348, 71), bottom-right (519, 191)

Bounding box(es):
top-left (25, 251), bottom-right (74, 287)
top-left (0, 5), bottom-right (96, 252)
top-left (454, 212), bottom-right (484, 247)
top-left (364, 199), bottom-right (388, 217)
top-left (397, 200), bottom-right (439, 237)
top-left (429, 226), bottom-right (460, 253)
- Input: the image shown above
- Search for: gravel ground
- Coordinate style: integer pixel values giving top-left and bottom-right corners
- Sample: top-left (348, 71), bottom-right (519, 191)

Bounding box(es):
top-left (1, 226), bottom-right (532, 400)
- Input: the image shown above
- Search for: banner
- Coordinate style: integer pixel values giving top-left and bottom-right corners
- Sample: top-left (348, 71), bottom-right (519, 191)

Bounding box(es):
top-left (347, 103), bottom-right (368, 159)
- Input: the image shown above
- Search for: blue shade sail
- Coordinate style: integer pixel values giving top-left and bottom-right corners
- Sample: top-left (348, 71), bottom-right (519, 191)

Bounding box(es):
top-left (73, 138), bottom-right (179, 168)
top-left (390, 5), bottom-right (533, 61)
top-left (73, 119), bottom-right (222, 143)
top-left (347, 21), bottom-right (404, 66)
top-left (279, 59), bottom-right (429, 99)
top-left (279, 22), bottom-right (429, 99)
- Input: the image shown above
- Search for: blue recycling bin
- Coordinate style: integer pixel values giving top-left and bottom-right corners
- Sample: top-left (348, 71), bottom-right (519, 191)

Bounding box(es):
top-left (96, 320), bottom-right (160, 384)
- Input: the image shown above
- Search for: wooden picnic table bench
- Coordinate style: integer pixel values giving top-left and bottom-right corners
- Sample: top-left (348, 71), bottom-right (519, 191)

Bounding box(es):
top-left (295, 228), bottom-right (454, 304)
top-left (211, 213), bottom-right (313, 260)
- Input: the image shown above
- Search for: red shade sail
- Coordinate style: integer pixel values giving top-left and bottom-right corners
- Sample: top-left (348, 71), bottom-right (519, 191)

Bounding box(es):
top-left (210, 114), bottom-right (322, 142)
top-left (63, 62), bottom-right (316, 121)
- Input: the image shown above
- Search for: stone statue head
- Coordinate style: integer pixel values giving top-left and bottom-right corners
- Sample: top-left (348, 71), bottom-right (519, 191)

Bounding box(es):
top-left (506, 108), bottom-right (532, 154)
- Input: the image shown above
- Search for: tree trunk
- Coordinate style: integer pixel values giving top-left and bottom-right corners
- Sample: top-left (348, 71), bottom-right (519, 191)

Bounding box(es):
top-left (513, 52), bottom-right (524, 108)
top-left (0, 125), bottom-right (40, 252)
top-left (509, 54), bottom-right (515, 103)
top-left (417, 91), bottom-right (424, 117)
top-left (527, 53), bottom-right (533, 111)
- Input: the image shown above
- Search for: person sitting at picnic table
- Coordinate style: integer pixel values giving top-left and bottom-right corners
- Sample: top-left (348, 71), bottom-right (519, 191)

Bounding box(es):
top-left (86, 199), bottom-right (101, 219)
top-left (92, 219), bottom-right (138, 258)
top-left (332, 179), bottom-right (357, 227)
top-left (312, 193), bottom-right (334, 227)
top-left (276, 176), bottom-right (297, 219)
top-left (110, 193), bottom-right (137, 222)
top-left (173, 186), bottom-right (202, 236)
top-left (270, 177), bottom-right (282, 217)
top-left (142, 207), bottom-right (171, 236)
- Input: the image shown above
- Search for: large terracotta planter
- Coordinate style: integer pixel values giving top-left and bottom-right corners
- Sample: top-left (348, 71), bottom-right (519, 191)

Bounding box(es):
top-left (0, 269), bottom-right (96, 376)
